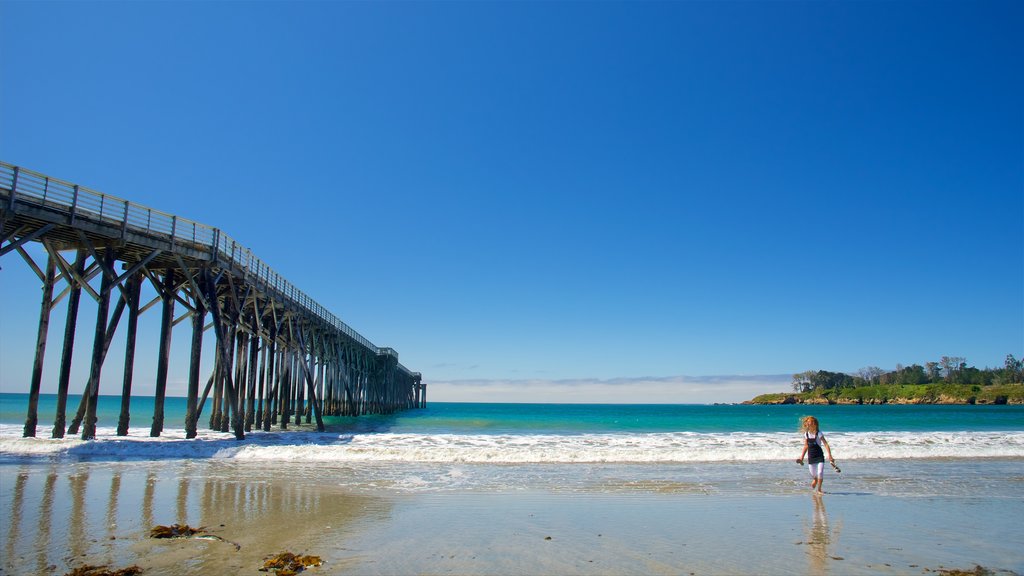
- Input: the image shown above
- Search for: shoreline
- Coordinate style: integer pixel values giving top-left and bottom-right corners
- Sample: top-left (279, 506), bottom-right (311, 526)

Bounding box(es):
top-left (3, 458), bottom-right (1023, 575)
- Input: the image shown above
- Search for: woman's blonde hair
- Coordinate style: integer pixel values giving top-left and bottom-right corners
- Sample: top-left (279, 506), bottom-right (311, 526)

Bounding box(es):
top-left (801, 415), bottom-right (819, 434)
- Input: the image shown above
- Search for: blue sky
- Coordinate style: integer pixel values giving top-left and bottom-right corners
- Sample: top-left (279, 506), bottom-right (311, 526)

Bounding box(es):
top-left (1, 1), bottom-right (1021, 403)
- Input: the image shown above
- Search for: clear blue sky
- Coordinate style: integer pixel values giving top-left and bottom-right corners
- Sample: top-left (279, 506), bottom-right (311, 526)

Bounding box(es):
top-left (1, 1), bottom-right (1021, 403)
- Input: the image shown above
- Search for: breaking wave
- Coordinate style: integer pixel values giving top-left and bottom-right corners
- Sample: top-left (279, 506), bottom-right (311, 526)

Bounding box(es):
top-left (2, 425), bottom-right (1022, 463)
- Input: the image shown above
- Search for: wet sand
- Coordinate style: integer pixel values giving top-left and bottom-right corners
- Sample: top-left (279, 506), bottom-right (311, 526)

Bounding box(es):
top-left (2, 459), bottom-right (1022, 575)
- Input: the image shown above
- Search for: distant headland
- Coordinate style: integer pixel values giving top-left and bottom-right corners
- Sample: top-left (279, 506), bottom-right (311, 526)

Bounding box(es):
top-left (745, 354), bottom-right (1024, 405)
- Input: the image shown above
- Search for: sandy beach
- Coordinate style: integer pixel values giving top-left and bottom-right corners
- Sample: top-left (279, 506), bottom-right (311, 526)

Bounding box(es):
top-left (2, 457), bottom-right (1022, 576)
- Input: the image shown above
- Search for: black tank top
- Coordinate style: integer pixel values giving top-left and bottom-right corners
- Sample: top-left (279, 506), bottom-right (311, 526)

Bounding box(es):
top-left (806, 432), bottom-right (825, 464)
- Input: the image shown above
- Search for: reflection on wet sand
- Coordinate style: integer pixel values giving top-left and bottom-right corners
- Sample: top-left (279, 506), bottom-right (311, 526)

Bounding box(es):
top-left (107, 471), bottom-right (121, 544)
top-left (38, 471), bottom-right (58, 574)
top-left (142, 470), bottom-right (156, 531)
top-left (3, 471), bottom-right (26, 570)
top-left (805, 494), bottom-right (843, 575)
top-left (0, 462), bottom-right (391, 575)
top-left (69, 470), bottom-right (88, 562)
top-left (175, 475), bottom-right (189, 523)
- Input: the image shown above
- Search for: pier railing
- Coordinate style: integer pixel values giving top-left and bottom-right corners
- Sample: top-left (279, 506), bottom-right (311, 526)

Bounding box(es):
top-left (0, 161), bottom-right (413, 375)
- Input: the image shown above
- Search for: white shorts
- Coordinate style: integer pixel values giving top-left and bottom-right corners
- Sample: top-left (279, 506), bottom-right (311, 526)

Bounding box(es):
top-left (807, 462), bottom-right (825, 479)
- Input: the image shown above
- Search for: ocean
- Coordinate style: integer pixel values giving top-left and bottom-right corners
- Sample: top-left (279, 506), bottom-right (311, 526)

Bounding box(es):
top-left (4, 394), bottom-right (1024, 455)
top-left (2, 393), bottom-right (1023, 492)
top-left (3, 394), bottom-right (1024, 574)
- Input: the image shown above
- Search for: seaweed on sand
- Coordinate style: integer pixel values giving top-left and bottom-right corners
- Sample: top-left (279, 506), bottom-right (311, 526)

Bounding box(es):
top-left (149, 523), bottom-right (241, 550)
top-left (148, 524), bottom-right (203, 538)
top-left (260, 552), bottom-right (324, 575)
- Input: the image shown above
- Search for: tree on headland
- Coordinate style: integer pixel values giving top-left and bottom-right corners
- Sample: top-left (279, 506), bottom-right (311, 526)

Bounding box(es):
top-left (1005, 354), bottom-right (1023, 383)
top-left (940, 356), bottom-right (966, 383)
top-left (858, 366), bottom-right (885, 385)
top-left (792, 369), bottom-right (856, 392)
top-left (883, 364), bottom-right (929, 385)
top-left (792, 371), bottom-right (814, 393)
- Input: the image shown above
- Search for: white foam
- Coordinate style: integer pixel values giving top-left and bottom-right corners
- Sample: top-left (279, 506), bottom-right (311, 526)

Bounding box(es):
top-left (2, 424), bottom-right (1022, 463)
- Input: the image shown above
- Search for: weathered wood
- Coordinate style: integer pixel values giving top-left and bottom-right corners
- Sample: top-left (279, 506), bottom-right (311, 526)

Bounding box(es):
top-left (23, 253), bottom-right (55, 438)
top-left (295, 350), bottom-right (306, 426)
top-left (270, 349), bottom-right (281, 427)
top-left (322, 357), bottom-right (332, 416)
top-left (279, 350), bottom-right (291, 430)
top-left (203, 268), bottom-right (244, 440)
top-left (68, 276), bottom-right (128, 435)
top-left (233, 329), bottom-right (246, 431)
top-left (245, 333), bottom-right (258, 431)
top-left (117, 272), bottom-right (142, 436)
top-left (341, 346), bottom-right (353, 416)
top-left (295, 326), bottom-right (325, 431)
top-left (261, 330), bottom-right (276, 431)
top-left (219, 329), bottom-right (236, 433)
top-left (0, 222), bottom-right (55, 257)
top-left (151, 269), bottom-right (175, 437)
top-left (184, 290), bottom-right (205, 439)
top-left (255, 337), bottom-right (267, 429)
top-left (82, 247), bottom-right (115, 440)
top-left (52, 249), bottom-right (86, 439)
top-left (313, 357), bottom-right (324, 423)
top-left (210, 350), bottom-right (223, 430)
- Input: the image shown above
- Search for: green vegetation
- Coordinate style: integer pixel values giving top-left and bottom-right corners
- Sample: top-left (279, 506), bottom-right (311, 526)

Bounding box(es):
top-left (747, 354), bottom-right (1024, 405)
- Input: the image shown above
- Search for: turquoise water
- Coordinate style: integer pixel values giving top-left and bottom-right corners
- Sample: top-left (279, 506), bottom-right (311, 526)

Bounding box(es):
top-left (2, 393), bottom-right (192, 430)
top-left (3, 393), bottom-right (1023, 435)
top-left (381, 401), bottom-right (1024, 434)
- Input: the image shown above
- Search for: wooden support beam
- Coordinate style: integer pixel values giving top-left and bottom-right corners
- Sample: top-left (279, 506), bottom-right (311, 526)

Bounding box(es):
top-left (314, 356), bottom-right (324, 424)
top-left (0, 223), bottom-right (55, 258)
top-left (295, 326), bottom-right (325, 431)
top-left (233, 329), bottom-right (247, 431)
top-left (14, 244), bottom-right (46, 283)
top-left (202, 268), bottom-right (244, 440)
top-left (68, 285), bottom-right (128, 435)
top-left (210, 343), bottom-right (223, 431)
top-left (172, 309), bottom-right (195, 328)
top-left (279, 350), bottom-right (290, 430)
top-left (51, 249), bottom-right (86, 439)
top-left (256, 336), bottom-right (267, 429)
top-left (174, 253), bottom-right (209, 312)
top-left (47, 243), bottom-right (102, 304)
top-left (261, 327), bottom-right (276, 432)
top-left (185, 285), bottom-right (206, 439)
top-left (23, 253), bottom-right (56, 438)
top-left (150, 269), bottom-right (175, 437)
top-left (218, 329), bottom-right (236, 433)
top-left (81, 247), bottom-right (116, 440)
top-left (295, 350), bottom-right (306, 426)
top-left (116, 272), bottom-right (142, 436)
top-left (0, 223), bottom-right (30, 249)
top-left (116, 249), bottom-right (162, 287)
top-left (245, 332), bottom-right (258, 432)
top-left (75, 230), bottom-right (131, 304)
top-left (196, 372), bottom-right (215, 425)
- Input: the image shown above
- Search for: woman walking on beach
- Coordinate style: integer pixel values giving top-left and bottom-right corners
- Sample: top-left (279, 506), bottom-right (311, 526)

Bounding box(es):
top-left (796, 416), bottom-right (835, 494)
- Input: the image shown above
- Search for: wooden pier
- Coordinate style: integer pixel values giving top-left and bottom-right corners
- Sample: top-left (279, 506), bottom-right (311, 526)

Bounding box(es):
top-left (0, 161), bottom-right (424, 440)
